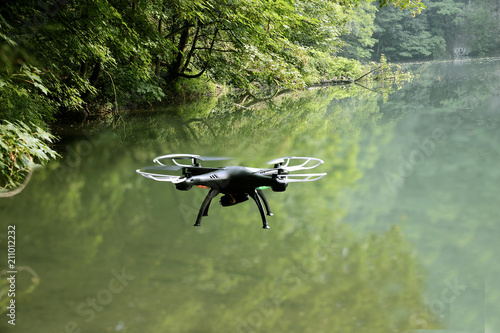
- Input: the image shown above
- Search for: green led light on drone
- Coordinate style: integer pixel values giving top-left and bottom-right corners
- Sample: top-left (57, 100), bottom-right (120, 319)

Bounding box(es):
top-left (256, 186), bottom-right (269, 190)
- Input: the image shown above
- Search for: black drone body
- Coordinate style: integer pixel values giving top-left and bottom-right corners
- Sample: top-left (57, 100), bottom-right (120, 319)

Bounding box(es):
top-left (136, 154), bottom-right (326, 229)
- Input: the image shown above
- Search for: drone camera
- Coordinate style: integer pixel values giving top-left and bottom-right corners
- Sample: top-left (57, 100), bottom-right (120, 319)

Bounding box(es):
top-left (271, 183), bottom-right (288, 192)
top-left (175, 183), bottom-right (193, 191)
top-left (220, 194), bottom-right (249, 206)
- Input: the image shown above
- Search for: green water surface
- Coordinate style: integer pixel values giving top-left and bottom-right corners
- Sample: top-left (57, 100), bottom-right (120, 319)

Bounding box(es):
top-left (1, 58), bottom-right (499, 333)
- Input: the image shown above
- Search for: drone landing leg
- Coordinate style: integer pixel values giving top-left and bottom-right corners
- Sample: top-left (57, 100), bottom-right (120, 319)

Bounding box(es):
top-left (249, 190), bottom-right (270, 229)
top-left (256, 189), bottom-right (273, 216)
top-left (203, 200), bottom-right (211, 216)
top-left (194, 188), bottom-right (219, 227)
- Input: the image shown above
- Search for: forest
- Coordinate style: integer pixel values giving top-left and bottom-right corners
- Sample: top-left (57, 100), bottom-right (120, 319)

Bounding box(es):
top-left (343, 0), bottom-right (500, 61)
top-left (1, 0), bottom-right (500, 191)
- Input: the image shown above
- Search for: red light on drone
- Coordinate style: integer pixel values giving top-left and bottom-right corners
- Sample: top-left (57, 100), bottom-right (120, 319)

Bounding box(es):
top-left (196, 185), bottom-right (210, 189)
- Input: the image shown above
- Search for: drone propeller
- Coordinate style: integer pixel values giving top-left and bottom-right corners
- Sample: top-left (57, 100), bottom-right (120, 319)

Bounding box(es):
top-left (136, 154), bottom-right (230, 183)
top-left (154, 154), bottom-right (232, 167)
top-left (263, 157), bottom-right (326, 184)
top-left (196, 156), bottom-right (233, 161)
top-left (141, 165), bottom-right (184, 172)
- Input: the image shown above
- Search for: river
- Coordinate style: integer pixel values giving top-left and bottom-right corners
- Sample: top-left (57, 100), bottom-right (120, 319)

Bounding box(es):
top-left (1, 58), bottom-right (499, 333)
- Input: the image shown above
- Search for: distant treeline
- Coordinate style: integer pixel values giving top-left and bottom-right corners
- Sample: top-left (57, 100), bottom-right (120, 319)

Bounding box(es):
top-left (342, 0), bottom-right (500, 61)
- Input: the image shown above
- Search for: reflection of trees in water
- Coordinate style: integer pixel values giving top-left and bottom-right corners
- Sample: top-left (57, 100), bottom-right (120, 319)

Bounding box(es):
top-left (0, 87), bottom-right (439, 332)
top-left (340, 60), bottom-right (500, 332)
top-left (118, 85), bottom-right (387, 152)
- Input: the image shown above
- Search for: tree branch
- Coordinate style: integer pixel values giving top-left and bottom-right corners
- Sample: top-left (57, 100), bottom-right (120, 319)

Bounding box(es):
top-left (194, 47), bottom-right (237, 53)
top-left (165, 24), bottom-right (195, 40)
top-left (181, 21), bottom-right (201, 73)
top-left (354, 65), bottom-right (383, 82)
top-left (178, 28), bottom-right (218, 79)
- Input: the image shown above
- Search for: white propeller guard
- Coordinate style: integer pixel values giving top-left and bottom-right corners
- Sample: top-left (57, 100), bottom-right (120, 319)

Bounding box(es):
top-left (153, 154), bottom-right (201, 167)
top-left (277, 173), bottom-right (327, 183)
top-left (269, 157), bottom-right (324, 172)
top-left (135, 169), bottom-right (185, 183)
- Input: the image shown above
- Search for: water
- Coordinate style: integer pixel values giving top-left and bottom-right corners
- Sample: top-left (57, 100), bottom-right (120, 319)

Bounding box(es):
top-left (1, 58), bottom-right (500, 333)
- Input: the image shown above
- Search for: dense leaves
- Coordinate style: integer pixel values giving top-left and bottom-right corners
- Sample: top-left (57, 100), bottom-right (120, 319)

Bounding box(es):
top-left (0, 121), bottom-right (58, 191)
top-left (0, 0), bottom-right (424, 189)
top-left (0, 0), bottom-right (423, 119)
top-left (369, 0), bottom-right (500, 60)
top-left (5, 0), bottom-right (498, 190)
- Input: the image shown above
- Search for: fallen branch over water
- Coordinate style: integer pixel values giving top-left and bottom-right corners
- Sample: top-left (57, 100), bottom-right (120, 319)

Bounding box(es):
top-left (0, 171), bottom-right (33, 198)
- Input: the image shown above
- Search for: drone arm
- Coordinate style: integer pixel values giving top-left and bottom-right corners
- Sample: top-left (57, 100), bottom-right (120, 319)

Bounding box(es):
top-left (256, 189), bottom-right (273, 216)
top-left (249, 190), bottom-right (270, 229)
top-left (194, 188), bottom-right (219, 226)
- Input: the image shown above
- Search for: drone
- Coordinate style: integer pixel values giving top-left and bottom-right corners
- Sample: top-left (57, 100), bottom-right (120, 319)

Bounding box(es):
top-left (136, 154), bottom-right (326, 229)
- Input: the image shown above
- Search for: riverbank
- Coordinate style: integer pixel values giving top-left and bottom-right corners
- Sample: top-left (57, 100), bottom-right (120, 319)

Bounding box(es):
top-left (0, 52), bottom-right (412, 193)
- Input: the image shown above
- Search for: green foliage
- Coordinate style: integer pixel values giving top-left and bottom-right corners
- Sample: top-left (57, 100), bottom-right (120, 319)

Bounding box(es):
top-left (340, 2), bottom-right (378, 60)
top-left (373, 2), bottom-right (444, 61)
top-left (167, 76), bottom-right (218, 101)
top-left (329, 56), bottom-right (365, 78)
top-left (0, 31), bottom-right (56, 124)
top-left (459, 4), bottom-right (500, 56)
top-left (0, 78), bottom-right (54, 124)
top-left (0, 121), bottom-right (59, 191)
top-left (135, 81), bottom-right (166, 103)
top-left (0, 0), bottom-right (425, 122)
top-left (372, 0), bottom-right (500, 60)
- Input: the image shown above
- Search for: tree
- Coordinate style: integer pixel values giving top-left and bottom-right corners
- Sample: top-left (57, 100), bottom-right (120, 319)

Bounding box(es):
top-left (372, 0), bottom-right (500, 60)
top-left (373, 1), bottom-right (445, 61)
top-left (0, 0), bottom-right (426, 122)
top-left (340, 2), bottom-right (378, 60)
top-left (425, 0), bottom-right (464, 57)
top-left (458, 0), bottom-right (500, 56)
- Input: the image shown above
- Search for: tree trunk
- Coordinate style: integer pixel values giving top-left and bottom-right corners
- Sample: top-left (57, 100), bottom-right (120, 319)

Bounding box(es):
top-left (155, 57), bottom-right (161, 77)
top-left (164, 23), bottom-right (191, 80)
top-left (155, 3), bottom-right (165, 77)
top-left (82, 61), bottom-right (101, 101)
top-left (79, 60), bottom-right (88, 76)
top-left (88, 61), bottom-right (101, 87)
